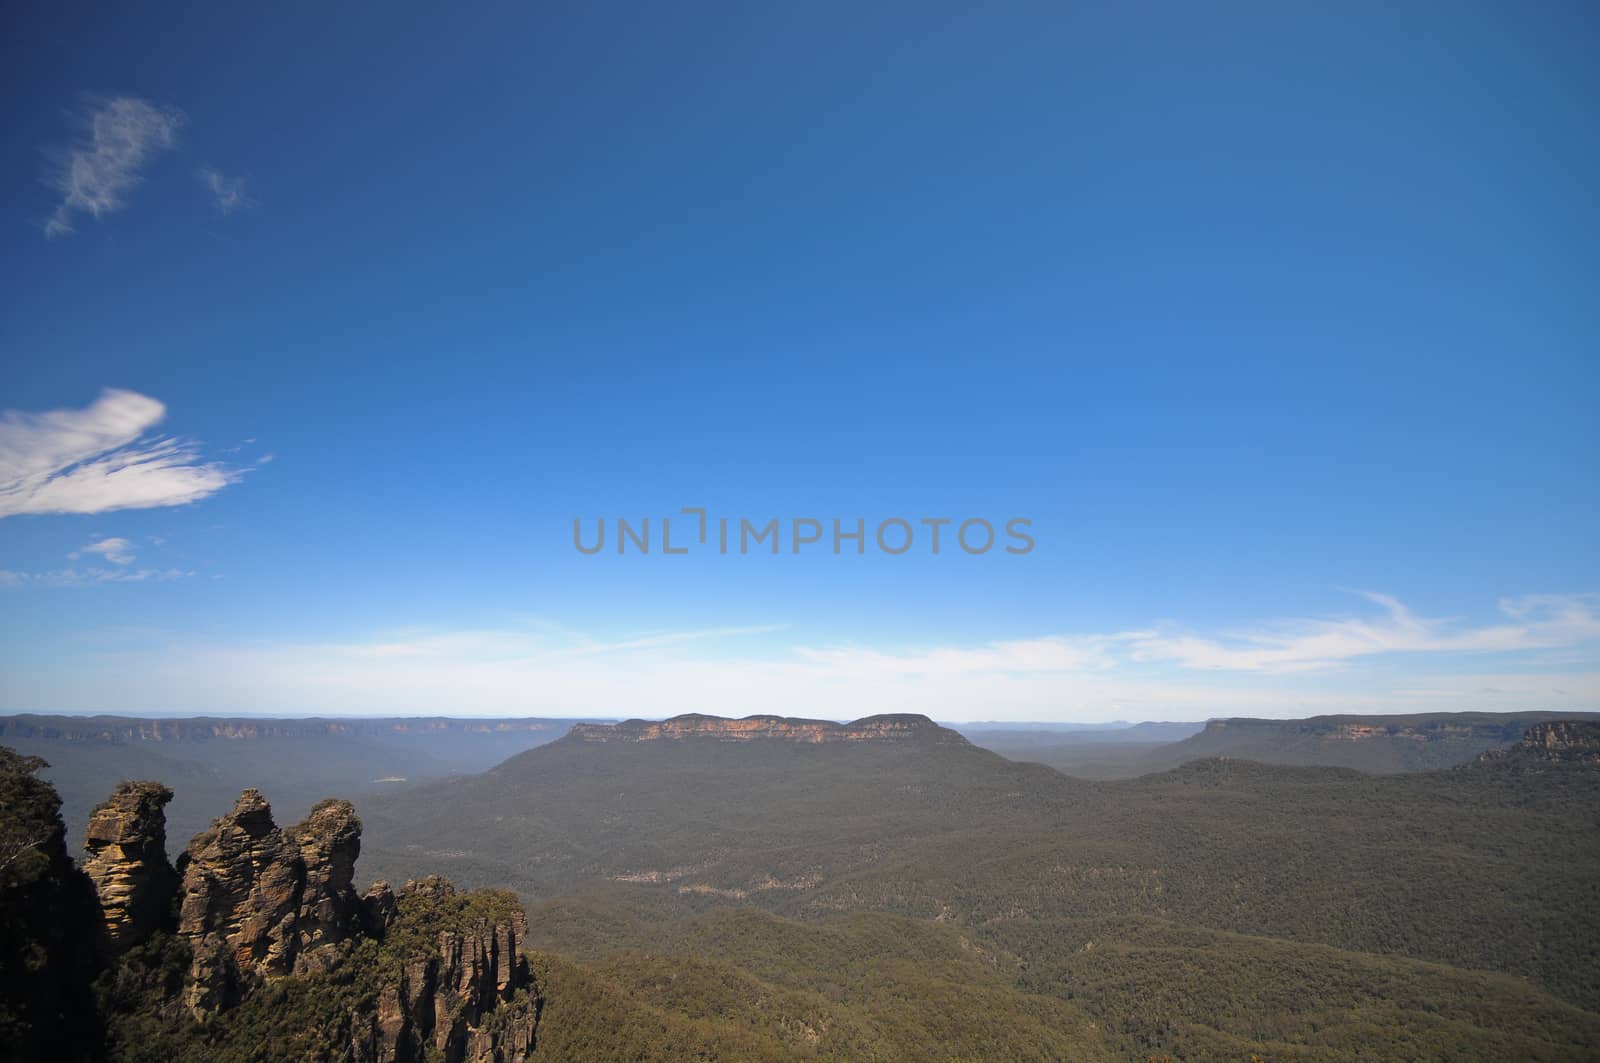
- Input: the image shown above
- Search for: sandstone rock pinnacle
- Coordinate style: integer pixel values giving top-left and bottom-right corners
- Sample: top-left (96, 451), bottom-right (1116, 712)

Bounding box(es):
top-left (81, 780), bottom-right (179, 951)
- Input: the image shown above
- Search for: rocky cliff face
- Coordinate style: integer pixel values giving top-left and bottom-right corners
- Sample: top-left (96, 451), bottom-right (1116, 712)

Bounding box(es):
top-left (1196, 714), bottom-right (1536, 745)
top-left (290, 798), bottom-right (365, 970)
top-left (359, 877), bottom-right (537, 1063)
top-left (1482, 720), bottom-right (1600, 765)
top-left (65, 778), bottom-right (540, 1061)
top-left (569, 712), bottom-right (962, 744)
top-left (81, 780), bottom-right (179, 951)
top-left (176, 788), bottom-right (310, 1010)
top-left (1170, 712), bottom-right (1597, 773)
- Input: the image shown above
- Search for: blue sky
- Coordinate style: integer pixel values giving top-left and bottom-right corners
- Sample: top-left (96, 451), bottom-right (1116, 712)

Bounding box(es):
top-left (1, 1), bottom-right (1596, 721)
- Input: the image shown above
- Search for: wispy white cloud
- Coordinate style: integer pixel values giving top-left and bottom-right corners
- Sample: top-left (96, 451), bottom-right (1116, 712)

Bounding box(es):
top-left (560, 625), bottom-right (786, 657)
top-left (0, 388), bottom-right (244, 517)
top-left (1127, 592), bottom-right (1600, 674)
top-left (795, 634), bottom-right (1134, 676)
top-left (69, 537), bottom-right (135, 565)
top-left (199, 167), bottom-right (252, 214)
top-left (45, 98), bottom-right (184, 238)
top-left (0, 567), bottom-right (190, 589)
top-left (13, 594), bottom-right (1592, 719)
top-left (340, 625), bottom-right (784, 660)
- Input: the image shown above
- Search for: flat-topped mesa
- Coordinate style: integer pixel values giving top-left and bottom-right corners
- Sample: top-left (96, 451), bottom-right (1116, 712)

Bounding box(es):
top-left (82, 780), bottom-right (180, 952)
top-left (567, 712), bottom-right (964, 744)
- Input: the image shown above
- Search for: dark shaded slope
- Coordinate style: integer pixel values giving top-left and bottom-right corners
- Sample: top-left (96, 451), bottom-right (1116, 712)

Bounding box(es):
top-left (0, 748), bottom-right (105, 1061)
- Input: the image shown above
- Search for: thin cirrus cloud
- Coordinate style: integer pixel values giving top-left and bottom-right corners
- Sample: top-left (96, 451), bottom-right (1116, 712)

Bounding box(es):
top-left (339, 625), bottom-right (786, 660)
top-left (1126, 591), bottom-right (1600, 673)
top-left (35, 598), bottom-right (1597, 719)
top-left (40, 593), bottom-right (1590, 718)
top-left (789, 594), bottom-right (1600, 680)
top-left (0, 388), bottom-right (244, 518)
top-left (199, 167), bottom-right (252, 214)
top-left (45, 97), bottom-right (184, 238)
top-left (794, 634), bottom-right (1133, 676)
top-left (0, 567), bottom-right (190, 589)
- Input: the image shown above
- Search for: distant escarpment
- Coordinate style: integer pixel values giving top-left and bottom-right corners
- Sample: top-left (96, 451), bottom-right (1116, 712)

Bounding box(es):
top-left (567, 712), bottom-right (964, 744)
top-left (1479, 720), bottom-right (1600, 766)
top-left (0, 714), bottom-right (559, 744)
top-left (0, 746), bottom-right (539, 1062)
top-left (1170, 711), bottom-right (1596, 773)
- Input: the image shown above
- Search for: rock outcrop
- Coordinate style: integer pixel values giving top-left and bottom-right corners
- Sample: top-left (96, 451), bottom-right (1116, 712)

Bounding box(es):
top-left (6, 755), bottom-right (540, 1062)
top-left (176, 788), bottom-right (312, 1011)
top-left (66, 782), bottom-right (540, 1061)
top-left (568, 712), bottom-right (963, 744)
top-left (289, 797), bottom-right (364, 971)
top-left (1480, 720), bottom-right (1600, 766)
top-left (1518, 720), bottom-right (1600, 762)
top-left (81, 780), bottom-right (179, 951)
top-left (361, 879), bottom-right (400, 937)
top-left (358, 877), bottom-right (538, 1063)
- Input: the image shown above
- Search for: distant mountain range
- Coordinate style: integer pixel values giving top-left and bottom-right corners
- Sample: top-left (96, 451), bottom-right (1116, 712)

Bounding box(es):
top-left (0, 714), bottom-right (580, 743)
top-left (0, 714), bottom-right (604, 855)
top-left (5, 710), bottom-right (1599, 1059)
top-left (9, 707), bottom-right (1590, 852)
top-left (957, 719), bottom-right (1205, 747)
top-left (353, 713), bottom-right (1600, 1023)
top-left (966, 709), bottom-right (1600, 777)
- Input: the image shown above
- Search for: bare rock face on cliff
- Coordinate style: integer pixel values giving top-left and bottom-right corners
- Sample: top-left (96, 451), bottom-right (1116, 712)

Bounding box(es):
top-left (81, 780), bottom-right (179, 951)
top-left (1519, 720), bottom-right (1600, 762)
top-left (169, 788), bottom-right (539, 1060)
top-left (289, 797), bottom-right (364, 972)
top-left (176, 788), bottom-right (316, 1011)
top-left (358, 876), bottom-right (538, 1063)
top-left (361, 879), bottom-right (400, 936)
top-left (1481, 720), bottom-right (1600, 766)
top-left (175, 791), bottom-right (368, 1003)
top-left (8, 760), bottom-right (539, 1062)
